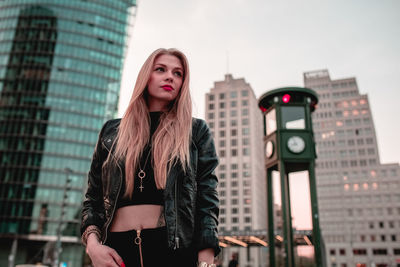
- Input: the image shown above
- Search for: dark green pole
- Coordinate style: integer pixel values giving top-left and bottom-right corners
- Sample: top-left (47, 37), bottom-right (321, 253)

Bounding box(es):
top-left (309, 160), bottom-right (323, 266)
top-left (279, 161), bottom-right (295, 267)
top-left (267, 168), bottom-right (275, 266)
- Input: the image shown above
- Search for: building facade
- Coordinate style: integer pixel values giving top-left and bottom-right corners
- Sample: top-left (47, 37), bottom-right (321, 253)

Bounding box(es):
top-left (0, 1), bottom-right (136, 266)
top-left (205, 74), bottom-right (267, 267)
top-left (304, 70), bottom-right (400, 267)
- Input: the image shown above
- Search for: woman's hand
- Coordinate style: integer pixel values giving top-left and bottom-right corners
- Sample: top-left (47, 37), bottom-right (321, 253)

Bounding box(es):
top-left (198, 248), bottom-right (215, 264)
top-left (86, 234), bottom-right (125, 267)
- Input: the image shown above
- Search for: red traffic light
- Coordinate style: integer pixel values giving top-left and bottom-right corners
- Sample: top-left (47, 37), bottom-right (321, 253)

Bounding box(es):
top-left (282, 94), bottom-right (291, 103)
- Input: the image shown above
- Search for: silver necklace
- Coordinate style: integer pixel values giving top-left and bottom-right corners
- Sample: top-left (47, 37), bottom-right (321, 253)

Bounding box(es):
top-left (138, 148), bottom-right (151, 192)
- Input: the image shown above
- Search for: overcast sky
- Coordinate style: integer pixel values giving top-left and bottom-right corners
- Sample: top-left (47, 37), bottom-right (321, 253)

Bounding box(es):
top-left (119, 1), bottom-right (400, 228)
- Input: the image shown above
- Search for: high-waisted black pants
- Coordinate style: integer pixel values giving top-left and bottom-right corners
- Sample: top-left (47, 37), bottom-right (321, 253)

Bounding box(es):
top-left (105, 227), bottom-right (196, 267)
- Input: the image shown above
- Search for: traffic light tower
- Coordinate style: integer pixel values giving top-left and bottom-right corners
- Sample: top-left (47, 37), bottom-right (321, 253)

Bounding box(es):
top-left (258, 87), bottom-right (323, 267)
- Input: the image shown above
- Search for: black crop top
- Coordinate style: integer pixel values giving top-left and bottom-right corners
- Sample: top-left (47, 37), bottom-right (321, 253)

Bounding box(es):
top-left (116, 112), bottom-right (164, 208)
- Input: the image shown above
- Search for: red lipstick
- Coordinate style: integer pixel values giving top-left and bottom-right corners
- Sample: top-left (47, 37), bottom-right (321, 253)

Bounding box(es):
top-left (162, 85), bottom-right (173, 91)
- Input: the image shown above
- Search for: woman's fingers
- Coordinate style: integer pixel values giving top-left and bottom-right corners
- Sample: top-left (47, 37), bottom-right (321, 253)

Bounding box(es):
top-left (109, 248), bottom-right (125, 267)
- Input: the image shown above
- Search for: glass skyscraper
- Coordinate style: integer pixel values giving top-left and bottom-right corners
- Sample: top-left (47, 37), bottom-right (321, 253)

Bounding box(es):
top-left (0, 1), bottom-right (136, 266)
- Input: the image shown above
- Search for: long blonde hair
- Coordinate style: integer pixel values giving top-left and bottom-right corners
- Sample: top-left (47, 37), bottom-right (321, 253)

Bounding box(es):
top-left (108, 48), bottom-right (192, 198)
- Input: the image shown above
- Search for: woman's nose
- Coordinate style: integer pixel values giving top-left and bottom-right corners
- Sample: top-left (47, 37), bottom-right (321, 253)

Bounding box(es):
top-left (165, 71), bottom-right (174, 81)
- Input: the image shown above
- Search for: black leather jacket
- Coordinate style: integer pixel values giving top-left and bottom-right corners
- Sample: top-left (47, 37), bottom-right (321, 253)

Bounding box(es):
top-left (81, 118), bottom-right (220, 255)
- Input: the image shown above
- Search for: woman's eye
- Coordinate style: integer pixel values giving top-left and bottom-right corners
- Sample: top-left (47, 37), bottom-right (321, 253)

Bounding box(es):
top-left (155, 67), bottom-right (165, 72)
top-left (174, 71), bottom-right (183, 77)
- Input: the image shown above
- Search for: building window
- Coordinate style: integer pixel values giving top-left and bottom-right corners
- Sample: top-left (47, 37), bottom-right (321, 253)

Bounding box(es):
top-left (231, 129), bottom-right (237, 136)
top-left (243, 148), bottom-right (250, 155)
top-left (243, 138), bottom-right (249, 145)
top-left (209, 94), bottom-right (214, 101)
top-left (245, 217), bottom-right (251, 223)
top-left (353, 249), bottom-right (367, 255)
top-left (242, 128), bottom-right (249, 135)
top-left (208, 113), bottom-right (214, 119)
top-left (242, 109), bottom-right (249, 116)
top-left (230, 101), bottom-right (237, 107)
top-left (219, 93), bottom-right (225, 99)
top-left (231, 198), bottom-right (238, 204)
top-left (231, 172), bottom-right (238, 178)
top-left (219, 150), bottom-right (225, 157)
top-left (231, 163), bottom-right (238, 169)
top-left (232, 208), bottom-right (238, 214)
top-left (219, 111), bottom-right (225, 118)
top-left (372, 249), bottom-right (387, 255)
top-left (219, 130), bottom-right (225, 137)
top-left (230, 91), bottom-right (237, 98)
top-left (232, 217), bottom-right (238, 223)
top-left (230, 110), bottom-right (237, 117)
top-left (329, 249), bottom-right (336, 255)
top-left (209, 122), bottom-right (214, 128)
top-left (219, 102), bottom-right (225, 109)
top-left (231, 190), bottom-right (238, 196)
top-left (242, 100), bottom-right (248, 106)
top-left (231, 139), bottom-right (237, 146)
top-left (209, 103), bottom-right (214, 110)
top-left (242, 118), bottom-right (249, 125)
top-left (231, 149), bottom-right (237, 156)
top-left (241, 90), bottom-right (248, 96)
top-left (219, 140), bottom-right (225, 147)
top-left (230, 119), bottom-right (237, 126)
top-left (339, 249), bottom-right (346, 255)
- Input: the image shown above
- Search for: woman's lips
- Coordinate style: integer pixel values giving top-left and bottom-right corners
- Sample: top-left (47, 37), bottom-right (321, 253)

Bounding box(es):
top-left (162, 85), bottom-right (173, 91)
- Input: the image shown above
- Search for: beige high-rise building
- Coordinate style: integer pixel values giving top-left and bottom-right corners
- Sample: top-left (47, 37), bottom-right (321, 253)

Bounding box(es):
top-left (304, 70), bottom-right (400, 267)
top-left (205, 74), bottom-right (267, 267)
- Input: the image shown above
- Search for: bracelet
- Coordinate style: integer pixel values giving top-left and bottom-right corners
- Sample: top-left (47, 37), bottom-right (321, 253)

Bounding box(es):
top-left (197, 262), bottom-right (216, 267)
top-left (81, 225), bottom-right (101, 246)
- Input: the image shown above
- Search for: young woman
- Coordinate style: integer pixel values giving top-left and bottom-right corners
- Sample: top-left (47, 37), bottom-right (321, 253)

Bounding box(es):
top-left (81, 48), bottom-right (220, 267)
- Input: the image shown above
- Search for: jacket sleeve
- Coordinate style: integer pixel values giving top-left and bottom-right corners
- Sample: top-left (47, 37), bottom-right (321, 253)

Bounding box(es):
top-left (194, 119), bottom-right (221, 256)
top-left (80, 121), bottom-right (108, 236)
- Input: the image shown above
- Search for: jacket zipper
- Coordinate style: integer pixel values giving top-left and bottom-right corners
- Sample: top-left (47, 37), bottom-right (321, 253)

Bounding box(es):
top-left (173, 177), bottom-right (180, 249)
top-left (101, 140), bottom-right (123, 244)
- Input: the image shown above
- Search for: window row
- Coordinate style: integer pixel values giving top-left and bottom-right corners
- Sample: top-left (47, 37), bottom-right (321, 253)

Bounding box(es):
top-left (219, 180), bottom-right (251, 188)
top-left (218, 172), bottom-right (251, 180)
top-left (208, 108), bottom-right (249, 119)
top-left (218, 148), bottom-right (250, 157)
top-left (208, 89), bottom-right (249, 101)
top-left (209, 118), bottom-right (249, 128)
top-left (208, 99), bottom-right (249, 110)
top-left (335, 117), bottom-right (371, 127)
top-left (216, 129), bottom-right (250, 138)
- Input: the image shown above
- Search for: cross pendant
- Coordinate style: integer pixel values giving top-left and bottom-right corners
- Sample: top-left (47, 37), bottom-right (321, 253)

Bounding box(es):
top-left (139, 184), bottom-right (144, 192)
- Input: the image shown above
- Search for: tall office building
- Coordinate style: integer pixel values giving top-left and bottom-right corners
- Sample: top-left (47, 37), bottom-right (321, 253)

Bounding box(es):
top-left (0, 1), bottom-right (136, 266)
top-left (304, 70), bottom-right (400, 267)
top-left (205, 74), bottom-right (267, 267)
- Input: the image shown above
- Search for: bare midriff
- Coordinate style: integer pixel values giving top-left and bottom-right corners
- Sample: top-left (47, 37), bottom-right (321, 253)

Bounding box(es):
top-left (109, 204), bottom-right (165, 232)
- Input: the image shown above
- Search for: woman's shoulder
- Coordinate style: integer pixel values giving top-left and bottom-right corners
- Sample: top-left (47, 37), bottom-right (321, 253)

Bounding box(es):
top-left (191, 117), bottom-right (212, 140)
top-left (99, 118), bottom-right (121, 138)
